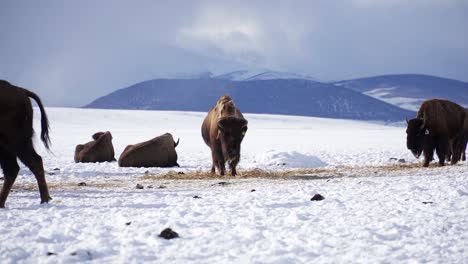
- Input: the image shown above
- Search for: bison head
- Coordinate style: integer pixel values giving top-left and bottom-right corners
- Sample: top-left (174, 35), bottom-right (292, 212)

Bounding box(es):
top-left (217, 117), bottom-right (248, 162)
top-left (406, 118), bottom-right (430, 158)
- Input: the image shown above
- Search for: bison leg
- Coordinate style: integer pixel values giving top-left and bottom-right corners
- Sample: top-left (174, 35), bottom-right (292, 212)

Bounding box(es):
top-left (210, 150), bottom-right (217, 174)
top-left (217, 160), bottom-right (226, 176)
top-left (446, 149), bottom-right (451, 162)
top-left (435, 141), bottom-right (449, 166)
top-left (17, 141), bottom-right (52, 204)
top-left (0, 152), bottom-right (20, 208)
top-left (211, 146), bottom-right (225, 176)
top-left (229, 158), bottom-right (239, 176)
top-left (422, 148), bottom-right (433, 167)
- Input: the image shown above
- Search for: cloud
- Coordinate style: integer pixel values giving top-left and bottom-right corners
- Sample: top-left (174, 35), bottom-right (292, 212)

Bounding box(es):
top-left (0, 1), bottom-right (467, 106)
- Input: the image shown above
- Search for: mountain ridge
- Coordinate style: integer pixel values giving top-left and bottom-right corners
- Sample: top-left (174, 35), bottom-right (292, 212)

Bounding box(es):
top-left (333, 74), bottom-right (468, 110)
top-left (85, 78), bottom-right (414, 122)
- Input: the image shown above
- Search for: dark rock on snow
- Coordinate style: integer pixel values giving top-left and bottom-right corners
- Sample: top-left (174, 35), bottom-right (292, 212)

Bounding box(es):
top-left (159, 228), bottom-right (179, 239)
top-left (311, 194), bottom-right (325, 201)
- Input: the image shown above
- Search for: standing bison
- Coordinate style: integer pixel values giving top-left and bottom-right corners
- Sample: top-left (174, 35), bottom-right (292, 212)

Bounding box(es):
top-left (74, 131), bottom-right (116, 163)
top-left (0, 80), bottom-right (51, 208)
top-left (118, 133), bottom-right (180, 167)
top-left (406, 99), bottom-right (466, 167)
top-left (201, 95), bottom-right (248, 176)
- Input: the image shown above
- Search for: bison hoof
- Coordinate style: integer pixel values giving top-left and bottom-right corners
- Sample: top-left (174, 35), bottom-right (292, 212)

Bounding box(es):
top-left (41, 196), bottom-right (52, 204)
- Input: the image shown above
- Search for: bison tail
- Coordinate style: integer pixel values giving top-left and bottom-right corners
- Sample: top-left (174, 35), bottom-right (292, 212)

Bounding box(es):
top-left (26, 90), bottom-right (51, 150)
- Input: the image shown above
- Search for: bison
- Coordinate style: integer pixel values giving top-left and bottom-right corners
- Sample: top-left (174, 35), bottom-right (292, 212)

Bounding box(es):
top-left (0, 80), bottom-right (51, 208)
top-left (201, 95), bottom-right (248, 176)
top-left (118, 133), bottom-right (180, 167)
top-left (74, 131), bottom-right (116, 163)
top-left (406, 99), bottom-right (466, 167)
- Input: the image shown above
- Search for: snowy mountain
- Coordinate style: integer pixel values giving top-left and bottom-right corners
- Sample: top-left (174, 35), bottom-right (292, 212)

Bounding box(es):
top-left (334, 74), bottom-right (468, 111)
top-left (85, 78), bottom-right (414, 121)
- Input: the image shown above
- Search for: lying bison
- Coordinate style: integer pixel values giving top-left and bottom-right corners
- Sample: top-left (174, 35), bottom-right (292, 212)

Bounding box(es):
top-left (118, 133), bottom-right (180, 167)
top-left (74, 131), bottom-right (116, 163)
top-left (201, 95), bottom-right (248, 176)
top-left (406, 99), bottom-right (466, 167)
top-left (0, 80), bottom-right (51, 208)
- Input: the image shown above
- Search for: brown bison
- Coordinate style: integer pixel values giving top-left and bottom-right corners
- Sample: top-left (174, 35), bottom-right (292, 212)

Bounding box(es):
top-left (118, 133), bottom-right (180, 167)
top-left (201, 95), bottom-right (248, 176)
top-left (74, 131), bottom-right (116, 163)
top-left (0, 80), bottom-right (51, 208)
top-left (406, 99), bottom-right (466, 167)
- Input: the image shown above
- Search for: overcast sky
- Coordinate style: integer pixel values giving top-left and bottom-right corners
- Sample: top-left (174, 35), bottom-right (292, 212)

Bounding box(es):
top-left (1, 0), bottom-right (467, 106)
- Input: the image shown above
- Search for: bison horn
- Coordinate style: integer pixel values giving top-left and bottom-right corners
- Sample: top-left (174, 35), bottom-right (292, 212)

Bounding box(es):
top-left (174, 138), bottom-right (180, 148)
top-left (241, 125), bottom-right (248, 136)
top-left (406, 118), bottom-right (409, 125)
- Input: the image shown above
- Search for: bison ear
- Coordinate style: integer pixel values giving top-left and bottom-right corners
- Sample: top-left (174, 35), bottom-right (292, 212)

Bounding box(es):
top-left (92, 132), bottom-right (104, 140)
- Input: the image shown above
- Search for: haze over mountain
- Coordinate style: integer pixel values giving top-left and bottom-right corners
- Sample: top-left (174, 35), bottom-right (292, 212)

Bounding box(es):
top-left (85, 77), bottom-right (414, 122)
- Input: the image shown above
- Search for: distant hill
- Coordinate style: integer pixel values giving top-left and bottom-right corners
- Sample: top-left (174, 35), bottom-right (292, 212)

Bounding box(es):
top-left (334, 74), bottom-right (468, 111)
top-left (85, 78), bottom-right (414, 122)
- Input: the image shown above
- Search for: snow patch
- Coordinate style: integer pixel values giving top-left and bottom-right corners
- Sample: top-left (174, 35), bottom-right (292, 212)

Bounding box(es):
top-left (214, 70), bottom-right (315, 81)
top-left (364, 87), bottom-right (424, 111)
top-left (255, 151), bottom-right (327, 168)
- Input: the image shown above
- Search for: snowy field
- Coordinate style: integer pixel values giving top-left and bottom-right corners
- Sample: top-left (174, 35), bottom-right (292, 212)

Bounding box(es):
top-left (1, 107), bottom-right (467, 263)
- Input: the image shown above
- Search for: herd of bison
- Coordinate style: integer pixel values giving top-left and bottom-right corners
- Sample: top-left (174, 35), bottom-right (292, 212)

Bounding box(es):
top-left (0, 80), bottom-right (467, 207)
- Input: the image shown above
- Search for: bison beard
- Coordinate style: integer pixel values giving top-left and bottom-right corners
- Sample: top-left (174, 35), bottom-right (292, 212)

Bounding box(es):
top-left (0, 80), bottom-right (52, 208)
top-left (201, 95), bottom-right (248, 176)
top-left (406, 99), bottom-right (466, 167)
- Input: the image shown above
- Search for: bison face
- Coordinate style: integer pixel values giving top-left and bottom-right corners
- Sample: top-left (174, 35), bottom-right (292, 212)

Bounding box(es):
top-left (217, 117), bottom-right (248, 162)
top-left (406, 118), bottom-right (428, 158)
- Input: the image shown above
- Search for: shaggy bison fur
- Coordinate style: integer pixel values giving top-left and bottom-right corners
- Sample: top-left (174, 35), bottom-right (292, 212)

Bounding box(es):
top-left (452, 108), bottom-right (468, 161)
top-left (74, 131), bottom-right (116, 163)
top-left (118, 133), bottom-right (180, 167)
top-left (201, 95), bottom-right (248, 176)
top-left (0, 80), bottom-right (52, 207)
top-left (406, 99), bottom-right (466, 167)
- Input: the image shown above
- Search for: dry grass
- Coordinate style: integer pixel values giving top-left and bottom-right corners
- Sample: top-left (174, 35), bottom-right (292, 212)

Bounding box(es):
top-left (139, 162), bottom-right (431, 181)
top-left (140, 167), bottom-right (334, 180)
top-left (2, 161), bottom-right (455, 191)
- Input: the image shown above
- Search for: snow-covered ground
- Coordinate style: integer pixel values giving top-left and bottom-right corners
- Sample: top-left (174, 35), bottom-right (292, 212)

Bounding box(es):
top-left (1, 108), bottom-right (467, 263)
